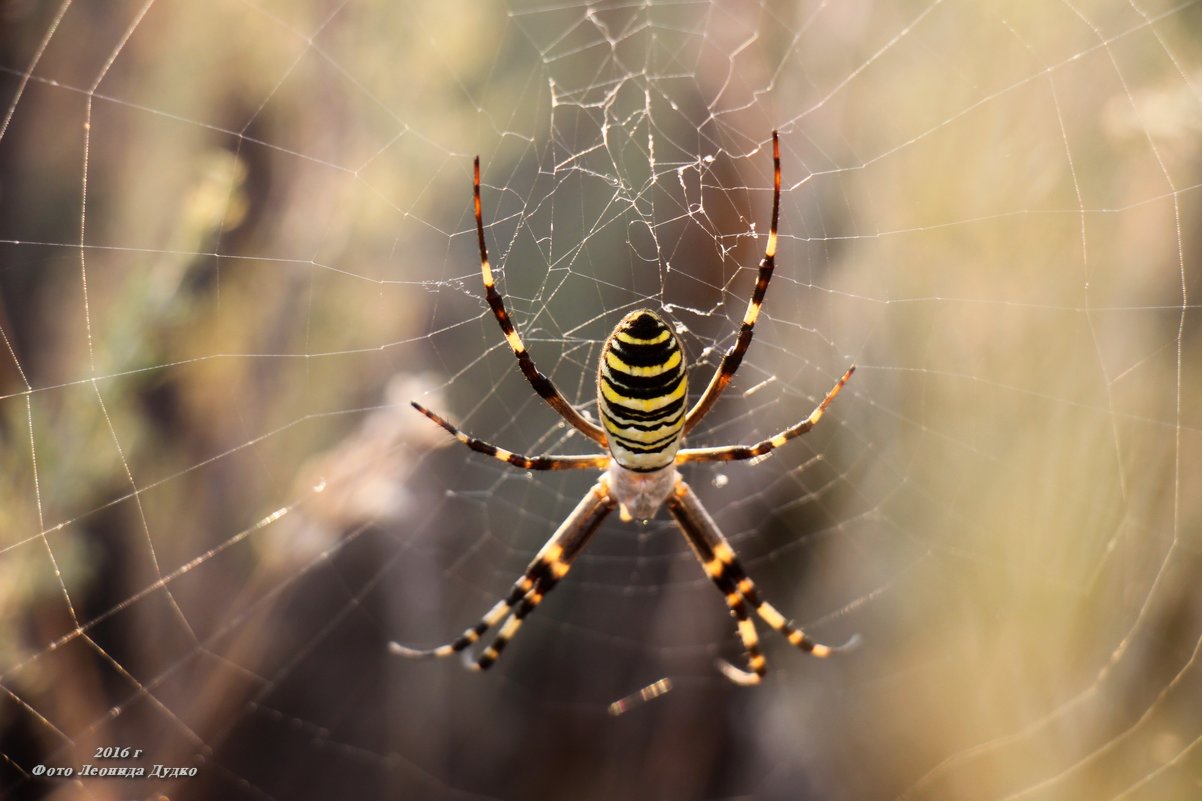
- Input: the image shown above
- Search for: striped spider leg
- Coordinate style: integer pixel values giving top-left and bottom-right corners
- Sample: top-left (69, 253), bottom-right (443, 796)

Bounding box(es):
top-left (468, 153), bottom-right (607, 448)
top-left (666, 474), bottom-right (859, 686)
top-left (392, 131), bottom-right (857, 683)
top-left (675, 364), bottom-right (855, 465)
top-left (681, 130), bottom-right (784, 436)
top-left (390, 479), bottom-right (616, 670)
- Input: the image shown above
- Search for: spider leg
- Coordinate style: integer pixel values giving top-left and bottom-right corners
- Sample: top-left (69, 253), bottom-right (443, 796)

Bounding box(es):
top-left (689, 537), bottom-right (770, 685)
top-left (472, 156), bottom-right (608, 446)
top-left (411, 401), bottom-right (609, 470)
top-left (676, 365), bottom-right (854, 464)
top-left (390, 478), bottom-right (616, 670)
top-left (665, 481), bottom-right (766, 685)
top-left (683, 130), bottom-right (781, 436)
top-left (666, 478), bottom-right (854, 684)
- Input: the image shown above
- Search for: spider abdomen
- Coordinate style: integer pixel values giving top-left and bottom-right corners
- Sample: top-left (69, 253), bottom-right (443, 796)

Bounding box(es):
top-left (598, 310), bottom-right (687, 472)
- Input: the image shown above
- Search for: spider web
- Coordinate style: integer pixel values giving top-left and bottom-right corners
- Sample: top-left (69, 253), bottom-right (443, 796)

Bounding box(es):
top-left (1, 1), bottom-right (1200, 799)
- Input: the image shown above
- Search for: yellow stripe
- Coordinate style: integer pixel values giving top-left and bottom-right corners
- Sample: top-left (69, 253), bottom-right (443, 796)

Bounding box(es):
top-left (742, 298), bottom-right (763, 326)
top-left (602, 423), bottom-right (681, 450)
top-left (615, 329), bottom-right (670, 345)
top-left (498, 615), bottom-right (522, 640)
top-left (738, 619), bottom-right (759, 648)
top-left (758, 604), bottom-right (786, 630)
top-left (600, 376), bottom-right (686, 412)
top-left (604, 348), bottom-right (681, 376)
top-left (483, 599), bottom-right (513, 626)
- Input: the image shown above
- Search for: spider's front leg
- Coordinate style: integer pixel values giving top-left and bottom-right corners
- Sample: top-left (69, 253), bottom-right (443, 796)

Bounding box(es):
top-left (676, 365), bottom-right (854, 465)
top-left (470, 154), bottom-right (607, 446)
top-left (682, 130), bottom-right (782, 435)
top-left (410, 401), bottom-right (608, 471)
top-left (390, 478), bottom-right (616, 671)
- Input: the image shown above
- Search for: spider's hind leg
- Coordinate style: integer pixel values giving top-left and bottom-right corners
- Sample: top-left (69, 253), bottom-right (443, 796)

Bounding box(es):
top-left (665, 477), bottom-right (855, 684)
top-left (390, 478), bottom-right (616, 670)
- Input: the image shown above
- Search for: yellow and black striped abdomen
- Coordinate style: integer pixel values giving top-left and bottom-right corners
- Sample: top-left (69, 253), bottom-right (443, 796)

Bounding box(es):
top-left (598, 310), bottom-right (687, 471)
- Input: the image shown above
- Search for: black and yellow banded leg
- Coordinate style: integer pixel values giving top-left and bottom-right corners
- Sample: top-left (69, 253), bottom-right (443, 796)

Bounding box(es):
top-left (467, 479), bottom-right (616, 670)
top-left (468, 585), bottom-right (545, 671)
top-left (698, 575), bottom-right (768, 687)
top-left (390, 582), bottom-right (529, 660)
top-left (410, 401), bottom-right (609, 471)
top-left (390, 479), bottom-right (616, 668)
top-left (676, 365), bottom-right (855, 464)
top-left (666, 482), bottom-right (769, 685)
top-left (727, 562), bottom-right (860, 659)
top-left (465, 552), bottom-right (570, 671)
top-left (471, 156), bottom-right (608, 446)
top-left (715, 597), bottom-right (769, 686)
top-left (668, 478), bottom-right (854, 678)
top-left (683, 130), bottom-right (781, 435)
top-left (703, 555), bottom-right (770, 686)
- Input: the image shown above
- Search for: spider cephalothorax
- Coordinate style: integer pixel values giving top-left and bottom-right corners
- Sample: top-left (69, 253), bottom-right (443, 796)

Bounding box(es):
top-left (392, 131), bottom-right (856, 684)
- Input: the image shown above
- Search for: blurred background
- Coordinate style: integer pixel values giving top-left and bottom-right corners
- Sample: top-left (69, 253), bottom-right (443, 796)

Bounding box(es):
top-left (1, 1), bottom-right (1200, 799)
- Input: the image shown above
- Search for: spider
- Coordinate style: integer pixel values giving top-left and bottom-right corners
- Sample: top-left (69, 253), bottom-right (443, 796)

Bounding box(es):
top-left (391, 131), bottom-right (856, 685)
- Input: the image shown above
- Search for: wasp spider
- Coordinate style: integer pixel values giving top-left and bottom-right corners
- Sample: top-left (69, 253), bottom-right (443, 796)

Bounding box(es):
top-left (391, 131), bottom-right (856, 685)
